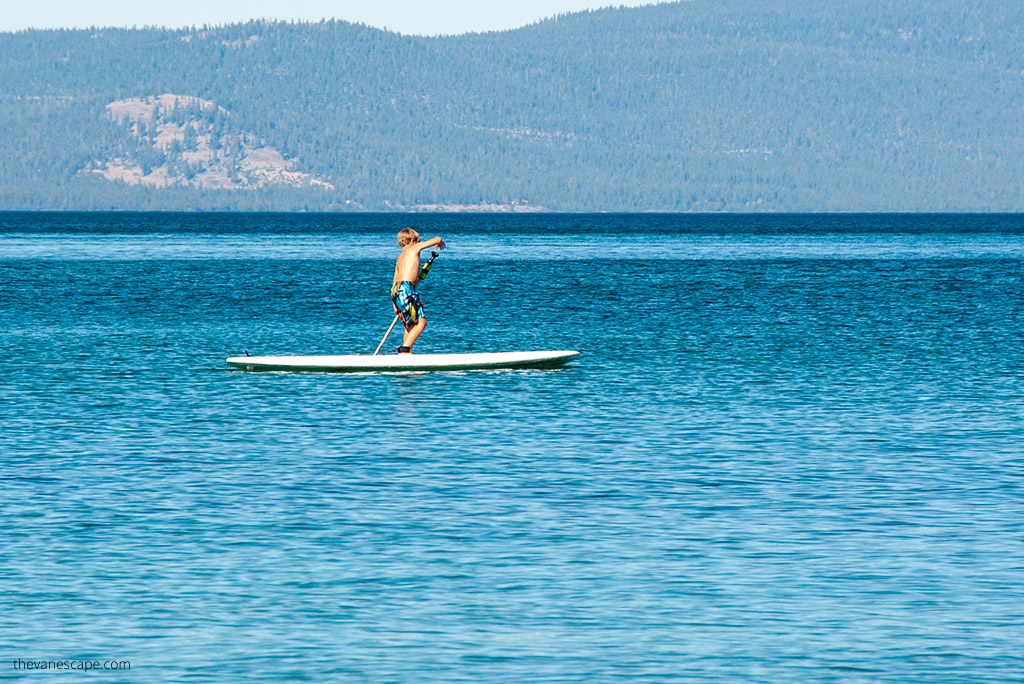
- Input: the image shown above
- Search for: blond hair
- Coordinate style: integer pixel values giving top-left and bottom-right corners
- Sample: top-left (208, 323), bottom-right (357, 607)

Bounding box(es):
top-left (397, 228), bottom-right (420, 247)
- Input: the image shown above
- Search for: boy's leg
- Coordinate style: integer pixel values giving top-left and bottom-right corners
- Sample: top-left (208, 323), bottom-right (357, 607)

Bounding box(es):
top-left (400, 317), bottom-right (427, 352)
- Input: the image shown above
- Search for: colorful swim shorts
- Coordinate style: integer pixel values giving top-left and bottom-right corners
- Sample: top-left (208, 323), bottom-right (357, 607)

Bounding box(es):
top-left (390, 280), bottom-right (425, 330)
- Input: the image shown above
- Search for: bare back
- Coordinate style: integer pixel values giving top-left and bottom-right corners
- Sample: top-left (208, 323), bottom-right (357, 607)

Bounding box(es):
top-left (393, 246), bottom-right (422, 284)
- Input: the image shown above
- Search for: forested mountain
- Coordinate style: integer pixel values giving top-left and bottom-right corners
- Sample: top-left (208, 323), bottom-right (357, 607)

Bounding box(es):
top-left (2, 1), bottom-right (1023, 211)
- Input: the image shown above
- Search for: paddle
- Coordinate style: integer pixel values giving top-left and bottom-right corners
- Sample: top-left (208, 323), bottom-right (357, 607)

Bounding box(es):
top-left (372, 251), bottom-right (439, 356)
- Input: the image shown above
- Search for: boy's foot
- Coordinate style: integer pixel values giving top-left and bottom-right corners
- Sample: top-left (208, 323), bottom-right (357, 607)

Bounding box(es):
top-left (396, 346), bottom-right (412, 355)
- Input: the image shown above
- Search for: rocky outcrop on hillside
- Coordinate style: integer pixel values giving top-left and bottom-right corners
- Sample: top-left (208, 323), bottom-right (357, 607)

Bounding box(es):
top-left (86, 94), bottom-right (333, 191)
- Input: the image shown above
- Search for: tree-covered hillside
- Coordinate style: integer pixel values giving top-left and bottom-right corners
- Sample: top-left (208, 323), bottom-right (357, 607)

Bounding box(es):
top-left (2, 0), bottom-right (1023, 211)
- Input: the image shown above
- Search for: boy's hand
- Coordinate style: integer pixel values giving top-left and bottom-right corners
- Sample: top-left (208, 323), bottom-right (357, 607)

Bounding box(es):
top-left (435, 237), bottom-right (446, 251)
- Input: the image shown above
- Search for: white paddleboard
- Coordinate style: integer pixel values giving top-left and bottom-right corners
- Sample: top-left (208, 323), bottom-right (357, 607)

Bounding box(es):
top-left (226, 350), bottom-right (580, 373)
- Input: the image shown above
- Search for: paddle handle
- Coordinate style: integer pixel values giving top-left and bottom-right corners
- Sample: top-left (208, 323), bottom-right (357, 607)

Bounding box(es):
top-left (418, 251), bottom-right (439, 282)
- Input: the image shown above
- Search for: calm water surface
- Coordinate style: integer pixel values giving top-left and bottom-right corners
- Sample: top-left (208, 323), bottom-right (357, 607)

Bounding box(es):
top-left (2, 213), bottom-right (1023, 682)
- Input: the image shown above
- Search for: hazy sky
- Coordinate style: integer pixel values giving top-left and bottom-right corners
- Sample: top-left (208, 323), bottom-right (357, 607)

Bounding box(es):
top-left (2, 1), bottom-right (661, 35)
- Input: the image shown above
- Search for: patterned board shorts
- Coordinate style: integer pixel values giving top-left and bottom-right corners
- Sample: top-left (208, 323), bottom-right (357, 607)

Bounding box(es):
top-left (391, 281), bottom-right (425, 330)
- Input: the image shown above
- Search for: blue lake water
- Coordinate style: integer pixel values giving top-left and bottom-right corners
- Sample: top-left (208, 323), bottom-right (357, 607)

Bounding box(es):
top-left (2, 212), bottom-right (1023, 682)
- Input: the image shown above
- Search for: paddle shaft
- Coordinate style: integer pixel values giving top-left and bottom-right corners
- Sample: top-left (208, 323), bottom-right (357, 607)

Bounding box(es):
top-left (372, 251), bottom-right (439, 356)
top-left (373, 315), bottom-right (402, 356)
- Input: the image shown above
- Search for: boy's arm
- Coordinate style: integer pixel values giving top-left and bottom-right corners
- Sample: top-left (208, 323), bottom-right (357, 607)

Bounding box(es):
top-left (415, 236), bottom-right (446, 251)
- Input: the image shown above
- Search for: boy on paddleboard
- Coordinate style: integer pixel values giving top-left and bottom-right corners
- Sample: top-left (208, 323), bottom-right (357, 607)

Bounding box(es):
top-left (392, 228), bottom-right (446, 354)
